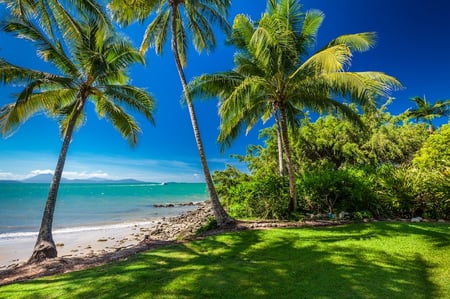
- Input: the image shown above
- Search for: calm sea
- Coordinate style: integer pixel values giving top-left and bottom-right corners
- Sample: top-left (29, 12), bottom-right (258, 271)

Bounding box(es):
top-left (0, 183), bottom-right (207, 239)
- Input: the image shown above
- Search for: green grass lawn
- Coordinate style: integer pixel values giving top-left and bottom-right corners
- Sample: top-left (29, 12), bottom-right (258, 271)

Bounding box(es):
top-left (1, 222), bottom-right (449, 298)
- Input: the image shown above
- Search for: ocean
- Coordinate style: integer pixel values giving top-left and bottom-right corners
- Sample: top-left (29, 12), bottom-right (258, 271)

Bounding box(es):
top-left (0, 182), bottom-right (208, 240)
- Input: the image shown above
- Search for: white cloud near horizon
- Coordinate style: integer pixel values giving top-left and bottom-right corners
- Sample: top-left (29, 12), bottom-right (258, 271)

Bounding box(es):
top-left (0, 151), bottom-right (215, 182)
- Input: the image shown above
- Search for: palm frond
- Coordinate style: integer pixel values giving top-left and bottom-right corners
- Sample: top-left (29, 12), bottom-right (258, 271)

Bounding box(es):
top-left (46, 0), bottom-right (85, 44)
top-left (229, 14), bottom-right (255, 49)
top-left (188, 0), bottom-right (231, 42)
top-left (186, 6), bottom-right (215, 53)
top-left (2, 17), bottom-right (79, 77)
top-left (188, 71), bottom-right (244, 102)
top-left (72, 0), bottom-right (112, 30)
top-left (108, 0), bottom-right (162, 26)
top-left (101, 85), bottom-right (156, 124)
top-left (274, 0), bottom-right (304, 34)
top-left (140, 9), bottom-right (171, 55)
top-left (104, 36), bottom-right (145, 72)
top-left (0, 88), bottom-right (77, 136)
top-left (321, 71), bottom-right (402, 105)
top-left (290, 44), bottom-right (352, 78)
top-left (298, 9), bottom-right (323, 52)
top-left (93, 96), bottom-right (142, 146)
top-left (327, 32), bottom-right (377, 53)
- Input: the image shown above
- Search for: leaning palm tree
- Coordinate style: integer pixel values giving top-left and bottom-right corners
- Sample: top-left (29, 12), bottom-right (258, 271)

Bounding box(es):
top-left (108, 0), bottom-right (233, 226)
top-left (189, 0), bottom-right (402, 213)
top-left (0, 12), bottom-right (155, 262)
top-left (405, 96), bottom-right (450, 133)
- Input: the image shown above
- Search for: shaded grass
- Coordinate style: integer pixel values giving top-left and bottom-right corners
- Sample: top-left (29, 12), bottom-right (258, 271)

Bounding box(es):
top-left (1, 222), bottom-right (449, 298)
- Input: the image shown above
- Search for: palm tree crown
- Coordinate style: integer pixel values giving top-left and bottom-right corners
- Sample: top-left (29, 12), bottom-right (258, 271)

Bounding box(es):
top-left (405, 96), bottom-right (450, 133)
top-left (109, 0), bottom-right (231, 63)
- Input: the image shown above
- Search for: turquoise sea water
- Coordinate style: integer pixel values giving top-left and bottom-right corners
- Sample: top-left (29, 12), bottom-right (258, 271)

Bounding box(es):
top-left (0, 183), bottom-right (208, 238)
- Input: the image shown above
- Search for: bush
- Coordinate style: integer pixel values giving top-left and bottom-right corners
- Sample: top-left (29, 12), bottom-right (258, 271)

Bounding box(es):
top-left (214, 170), bottom-right (290, 219)
top-left (375, 165), bottom-right (450, 219)
top-left (296, 167), bottom-right (377, 215)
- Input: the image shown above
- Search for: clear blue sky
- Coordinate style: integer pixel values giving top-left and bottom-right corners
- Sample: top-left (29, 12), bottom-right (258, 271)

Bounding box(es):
top-left (0, 0), bottom-right (449, 182)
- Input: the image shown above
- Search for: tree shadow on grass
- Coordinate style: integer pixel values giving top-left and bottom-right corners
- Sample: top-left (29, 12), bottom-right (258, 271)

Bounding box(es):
top-left (322, 221), bottom-right (450, 248)
top-left (2, 223), bottom-right (446, 299)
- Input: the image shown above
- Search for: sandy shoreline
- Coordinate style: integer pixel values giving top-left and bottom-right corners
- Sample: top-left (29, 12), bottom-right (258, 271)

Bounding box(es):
top-left (0, 221), bottom-right (161, 269)
top-left (0, 203), bottom-right (217, 286)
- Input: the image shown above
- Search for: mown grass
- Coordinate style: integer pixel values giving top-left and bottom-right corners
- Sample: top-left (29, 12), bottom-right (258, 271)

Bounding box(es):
top-left (1, 222), bottom-right (449, 298)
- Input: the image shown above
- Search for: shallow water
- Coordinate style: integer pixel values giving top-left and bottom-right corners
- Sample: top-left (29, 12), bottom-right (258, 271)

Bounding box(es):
top-left (0, 182), bottom-right (207, 238)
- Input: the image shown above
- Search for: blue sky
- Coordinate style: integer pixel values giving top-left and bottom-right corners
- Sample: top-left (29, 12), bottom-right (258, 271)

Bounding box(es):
top-left (0, 0), bottom-right (449, 182)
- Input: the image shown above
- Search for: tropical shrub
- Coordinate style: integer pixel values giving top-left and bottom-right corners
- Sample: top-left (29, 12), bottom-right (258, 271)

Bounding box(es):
top-left (296, 167), bottom-right (378, 215)
top-left (214, 168), bottom-right (289, 219)
top-left (413, 124), bottom-right (450, 173)
top-left (375, 165), bottom-right (450, 219)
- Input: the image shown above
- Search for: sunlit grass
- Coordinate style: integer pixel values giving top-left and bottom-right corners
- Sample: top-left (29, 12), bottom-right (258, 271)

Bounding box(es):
top-left (1, 222), bottom-right (449, 298)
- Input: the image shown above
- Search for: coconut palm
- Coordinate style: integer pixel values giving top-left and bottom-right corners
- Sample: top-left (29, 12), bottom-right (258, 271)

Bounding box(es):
top-left (189, 0), bottom-right (402, 213)
top-left (405, 96), bottom-right (450, 133)
top-left (0, 12), bottom-right (155, 262)
top-left (108, 0), bottom-right (233, 226)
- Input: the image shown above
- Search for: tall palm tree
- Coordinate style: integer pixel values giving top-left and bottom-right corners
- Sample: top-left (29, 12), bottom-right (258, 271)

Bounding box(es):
top-left (108, 0), bottom-right (234, 226)
top-left (189, 0), bottom-right (402, 213)
top-left (0, 12), bottom-right (155, 263)
top-left (406, 96), bottom-right (450, 133)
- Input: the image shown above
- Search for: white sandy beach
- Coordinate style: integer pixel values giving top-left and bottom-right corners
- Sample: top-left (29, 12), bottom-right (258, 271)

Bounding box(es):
top-left (0, 221), bottom-right (159, 269)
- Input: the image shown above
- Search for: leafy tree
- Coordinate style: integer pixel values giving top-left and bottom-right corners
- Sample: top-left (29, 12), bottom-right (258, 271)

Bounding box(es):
top-left (405, 96), bottom-right (450, 133)
top-left (413, 124), bottom-right (450, 173)
top-left (108, 0), bottom-right (233, 226)
top-left (189, 0), bottom-right (401, 213)
top-left (0, 11), bottom-right (155, 262)
top-left (290, 109), bottom-right (428, 171)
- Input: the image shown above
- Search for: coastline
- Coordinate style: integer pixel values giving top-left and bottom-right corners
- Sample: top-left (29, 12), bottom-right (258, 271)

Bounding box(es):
top-left (0, 221), bottom-right (159, 269)
top-left (0, 202), bottom-right (215, 285)
top-left (0, 201), bottom-right (205, 269)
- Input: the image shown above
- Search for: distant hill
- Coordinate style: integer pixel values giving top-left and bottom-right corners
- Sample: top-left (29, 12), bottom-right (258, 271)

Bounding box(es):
top-left (3, 174), bottom-right (146, 184)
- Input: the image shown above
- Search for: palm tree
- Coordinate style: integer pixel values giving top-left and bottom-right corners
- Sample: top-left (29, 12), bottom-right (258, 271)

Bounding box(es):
top-left (189, 0), bottom-right (402, 213)
top-left (0, 12), bottom-right (155, 263)
top-left (406, 96), bottom-right (450, 133)
top-left (108, 0), bottom-right (234, 226)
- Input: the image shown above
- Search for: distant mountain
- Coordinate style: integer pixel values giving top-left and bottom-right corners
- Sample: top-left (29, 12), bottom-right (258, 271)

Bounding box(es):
top-left (22, 174), bottom-right (54, 183)
top-left (5, 174), bottom-right (146, 184)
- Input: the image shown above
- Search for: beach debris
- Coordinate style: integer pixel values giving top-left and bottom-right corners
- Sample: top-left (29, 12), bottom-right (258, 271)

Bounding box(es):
top-left (97, 238), bottom-right (108, 242)
top-left (56, 243), bottom-right (65, 247)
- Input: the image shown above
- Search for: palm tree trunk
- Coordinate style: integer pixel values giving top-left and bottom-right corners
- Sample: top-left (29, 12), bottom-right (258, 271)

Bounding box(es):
top-left (278, 103), bottom-right (297, 212)
top-left (170, 7), bottom-right (233, 227)
top-left (28, 100), bottom-right (85, 263)
top-left (272, 103), bottom-right (284, 176)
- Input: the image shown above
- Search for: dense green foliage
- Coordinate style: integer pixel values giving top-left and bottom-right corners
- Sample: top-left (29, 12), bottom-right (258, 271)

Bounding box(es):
top-left (214, 104), bottom-right (450, 220)
top-left (2, 223), bottom-right (450, 298)
top-left (413, 124), bottom-right (450, 172)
